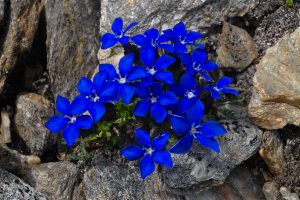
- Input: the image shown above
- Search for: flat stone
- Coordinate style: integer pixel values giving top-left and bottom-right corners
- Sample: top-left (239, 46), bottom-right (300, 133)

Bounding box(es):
top-left (22, 161), bottom-right (80, 200)
top-left (45, 0), bottom-right (100, 99)
top-left (14, 93), bottom-right (55, 156)
top-left (217, 22), bottom-right (257, 71)
top-left (162, 119), bottom-right (262, 194)
top-left (0, 168), bottom-right (47, 200)
top-left (249, 28), bottom-right (300, 129)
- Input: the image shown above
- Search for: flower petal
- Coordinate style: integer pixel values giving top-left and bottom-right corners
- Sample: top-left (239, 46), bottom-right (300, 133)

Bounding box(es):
top-left (121, 145), bottom-right (145, 161)
top-left (186, 31), bottom-right (202, 41)
top-left (201, 61), bottom-right (218, 72)
top-left (134, 82), bottom-right (150, 99)
top-left (140, 46), bottom-right (156, 67)
top-left (210, 89), bottom-right (222, 99)
top-left (56, 95), bottom-right (70, 115)
top-left (152, 151), bottom-right (173, 168)
top-left (68, 96), bottom-right (89, 115)
top-left (100, 82), bottom-right (119, 98)
top-left (88, 102), bottom-right (106, 123)
top-left (140, 155), bottom-right (155, 180)
top-left (179, 53), bottom-right (192, 68)
top-left (180, 73), bottom-right (196, 90)
top-left (111, 17), bottom-right (123, 35)
top-left (155, 55), bottom-right (176, 70)
top-left (134, 99), bottom-right (150, 116)
top-left (134, 129), bottom-right (151, 147)
top-left (186, 99), bottom-right (204, 124)
top-left (199, 71), bottom-right (212, 82)
top-left (157, 44), bottom-right (174, 53)
top-left (119, 36), bottom-right (130, 45)
top-left (119, 53), bottom-right (134, 77)
top-left (158, 91), bottom-right (178, 106)
top-left (99, 64), bottom-right (118, 80)
top-left (196, 134), bottom-right (220, 153)
top-left (150, 102), bottom-right (167, 124)
top-left (173, 22), bottom-right (187, 36)
top-left (149, 82), bottom-right (163, 97)
top-left (175, 43), bottom-right (187, 53)
top-left (123, 22), bottom-right (138, 34)
top-left (192, 49), bottom-right (207, 64)
top-left (170, 135), bottom-right (193, 154)
top-left (169, 115), bottom-right (190, 134)
top-left (152, 131), bottom-right (170, 150)
top-left (131, 34), bottom-right (147, 46)
top-left (127, 66), bottom-right (148, 81)
top-left (118, 83), bottom-right (135, 105)
top-left (77, 77), bottom-right (94, 95)
top-left (93, 71), bottom-right (108, 92)
top-left (221, 88), bottom-right (240, 96)
top-left (145, 28), bottom-right (159, 40)
top-left (100, 33), bottom-right (118, 49)
top-left (177, 98), bottom-right (190, 114)
top-left (62, 124), bottom-right (80, 146)
top-left (45, 115), bottom-right (67, 133)
top-left (140, 75), bottom-right (154, 87)
top-left (202, 121), bottom-right (227, 137)
top-left (75, 115), bottom-right (93, 130)
top-left (154, 71), bottom-right (174, 85)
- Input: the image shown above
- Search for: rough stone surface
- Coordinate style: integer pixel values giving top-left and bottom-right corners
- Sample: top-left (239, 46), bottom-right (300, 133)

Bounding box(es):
top-left (100, 0), bottom-right (258, 35)
top-left (263, 182), bottom-right (281, 200)
top-left (0, 168), bottom-right (47, 200)
top-left (83, 154), bottom-right (181, 200)
top-left (22, 161), bottom-right (80, 200)
top-left (0, 0), bottom-right (4, 23)
top-left (45, 0), bottom-right (100, 99)
top-left (0, 110), bottom-right (11, 143)
top-left (280, 187), bottom-right (300, 200)
top-left (163, 119), bottom-right (262, 194)
top-left (217, 22), bottom-right (257, 71)
top-left (14, 93), bottom-right (55, 156)
top-left (249, 27), bottom-right (300, 129)
top-left (0, 0), bottom-right (44, 94)
top-left (259, 131), bottom-right (286, 176)
top-left (185, 166), bottom-right (266, 200)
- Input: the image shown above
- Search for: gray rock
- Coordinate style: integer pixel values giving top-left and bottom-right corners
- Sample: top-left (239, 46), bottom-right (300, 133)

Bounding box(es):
top-left (83, 155), bottom-right (181, 200)
top-left (185, 166), bottom-right (266, 200)
top-left (217, 22), bottom-right (257, 71)
top-left (280, 187), bottom-right (300, 200)
top-left (14, 93), bottom-right (56, 156)
top-left (263, 182), bottom-right (280, 200)
top-left (249, 27), bottom-right (300, 129)
top-left (0, 0), bottom-right (4, 22)
top-left (163, 119), bottom-right (262, 194)
top-left (22, 161), bottom-right (80, 200)
top-left (0, 168), bottom-right (47, 200)
top-left (100, 0), bottom-right (258, 35)
top-left (45, 0), bottom-right (100, 99)
top-left (0, 0), bottom-right (44, 95)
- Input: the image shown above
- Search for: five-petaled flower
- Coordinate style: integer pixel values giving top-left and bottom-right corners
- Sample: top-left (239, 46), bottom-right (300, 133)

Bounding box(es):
top-left (100, 17), bottom-right (138, 49)
top-left (99, 53), bottom-right (148, 105)
top-left (45, 96), bottom-right (93, 146)
top-left (204, 76), bottom-right (240, 98)
top-left (134, 83), bottom-right (178, 124)
top-left (169, 100), bottom-right (227, 154)
top-left (163, 22), bottom-right (204, 54)
top-left (121, 129), bottom-right (173, 179)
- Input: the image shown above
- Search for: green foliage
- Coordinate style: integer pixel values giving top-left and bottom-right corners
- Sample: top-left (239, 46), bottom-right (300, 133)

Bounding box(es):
top-left (218, 109), bottom-right (237, 120)
top-left (215, 96), bottom-right (245, 106)
top-left (113, 100), bottom-right (136, 127)
top-left (67, 140), bottom-right (92, 163)
top-left (285, 0), bottom-right (294, 7)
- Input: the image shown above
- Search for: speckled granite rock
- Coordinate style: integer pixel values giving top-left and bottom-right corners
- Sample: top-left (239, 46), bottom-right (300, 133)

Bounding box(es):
top-left (45, 0), bottom-right (100, 99)
top-left (0, 168), bottom-right (47, 200)
top-left (249, 27), bottom-right (300, 129)
top-left (0, 0), bottom-right (4, 23)
top-left (162, 119), bottom-right (262, 194)
top-left (14, 93), bottom-right (55, 156)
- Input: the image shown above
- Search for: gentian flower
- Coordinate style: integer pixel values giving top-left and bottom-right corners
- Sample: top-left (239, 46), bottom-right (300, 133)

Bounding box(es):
top-left (204, 76), bottom-right (240, 99)
top-left (45, 96), bottom-right (93, 146)
top-left (139, 47), bottom-right (176, 87)
top-left (100, 17), bottom-right (138, 49)
top-left (134, 83), bottom-right (178, 124)
top-left (131, 28), bottom-right (174, 53)
top-left (99, 53), bottom-right (148, 105)
top-left (170, 73), bottom-right (201, 114)
top-left (169, 100), bottom-right (227, 154)
top-left (121, 129), bottom-right (173, 179)
top-left (163, 22), bottom-right (204, 53)
top-left (179, 48), bottom-right (218, 81)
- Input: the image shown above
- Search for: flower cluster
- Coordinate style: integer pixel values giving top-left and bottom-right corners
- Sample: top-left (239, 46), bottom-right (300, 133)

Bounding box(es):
top-left (46, 17), bottom-right (239, 179)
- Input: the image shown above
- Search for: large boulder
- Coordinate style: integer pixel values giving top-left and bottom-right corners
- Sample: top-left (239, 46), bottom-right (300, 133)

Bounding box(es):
top-left (45, 0), bottom-right (100, 99)
top-left (248, 27), bottom-right (300, 129)
top-left (0, 168), bottom-right (47, 200)
top-left (14, 93), bottom-right (55, 156)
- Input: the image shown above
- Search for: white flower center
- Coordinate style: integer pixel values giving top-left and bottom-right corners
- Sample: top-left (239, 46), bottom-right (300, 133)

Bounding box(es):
top-left (191, 127), bottom-right (197, 134)
top-left (119, 78), bottom-right (126, 84)
top-left (213, 86), bottom-right (219, 91)
top-left (148, 68), bottom-right (156, 75)
top-left (146, 148), bottom-right (154, 155)
top-left (70, 116), bottom-right (76, 123)
top-left (187, 91), bottom-right (195, 99)
top-left (93, 96), bottom-right (100, 102)
top-left (151, 97), bottom-right (157, 103)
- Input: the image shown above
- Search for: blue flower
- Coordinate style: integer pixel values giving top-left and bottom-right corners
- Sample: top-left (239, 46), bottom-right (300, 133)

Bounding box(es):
top-left (169, 100), bottom-right (227, 154)
top-left (163, 22), bottom-right (204, 53)
top-left (204, 76), bottom-right (240, 98)
top-left (45, 96), bottom-right (93, 146)
top-left (121, 129), bottom-right (173, 179)
top-left (170, 73), bottom-right (201, 114)
top-left (131, 28), bottom-right (174, 53)
top-left (134, 83), bottom-right (178, 124)
top-left (100, 17), bottom-right (138, 49)
top-left (99, 53), bottom-right (148, 105)
top-left (179, 49), bottom-right (218, 81)
top-left (139, 46), bottom-right (176, 87)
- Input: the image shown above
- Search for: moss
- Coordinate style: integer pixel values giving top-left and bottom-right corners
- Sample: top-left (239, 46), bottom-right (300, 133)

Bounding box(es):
top-left (285, 0), bottom-right (294, 7)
